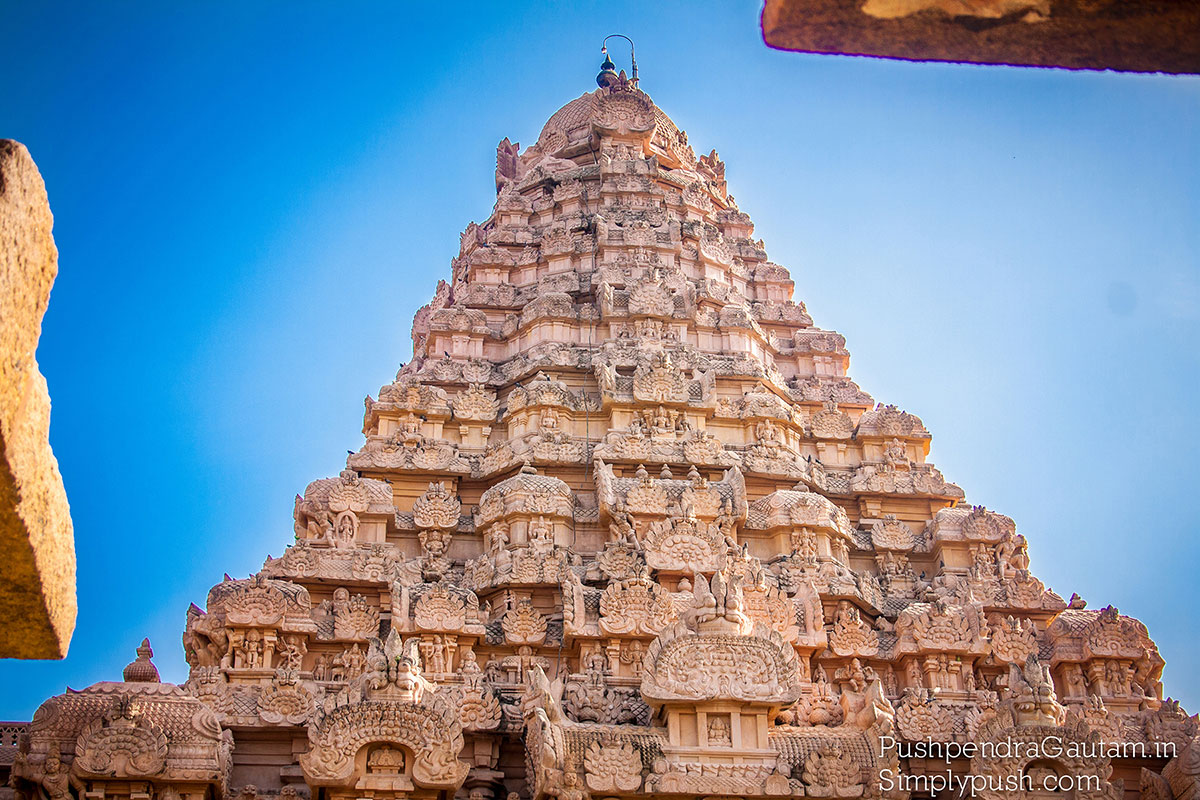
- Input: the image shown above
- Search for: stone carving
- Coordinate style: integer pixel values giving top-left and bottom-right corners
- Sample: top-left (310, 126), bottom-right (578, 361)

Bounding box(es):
top-left (411, 583), bottom-right (475, 631)
top-left (1141, 731), bottom-right (1200, 800)
top-left (642, 515), bottom-right (727, 574)
top-left (503, 599), bottom-right (548, 646)
top-left (1146, 700), bottom-right (1199, 752)
top-left (989, 615), bottom-right (1038, 664)
top-left (301, 696), bottom-right (468, 787)
top-left (1081, 694), bottom-right (1122, 741)
top-left (583, 738), bottom-right (643, 792)
top-left (870, 514), bottom-right (914, 551)
top-left (641, 573), bottom-right (801, 706)
top-left (896, 689), bottom-right (954, 741)
top-left (224, 576), bottom-right (288, 626)
top-left (258, 670), bottom-right (316, 725)
top-left (596, 540), bottom-right (642, 580)
top-left (1009, 654), bottom-right (1066, 727)
top-left (564, 655), bottom-right (649, 725)
top-left (454, 648), bottom-right (502, 731)
top-left (1084, 604), bottom-right (1152, 659)
top-left (412, 482), bottom-right (461, 529)
top-left (74, 700), bottom-right (170, 776)
top-left (835, 659), bottom-right (896, 732)
top-left (14, 641), bottom-right (230, 796)
top-left (896, 596), bottom-right (988, 654)
top-left (330, 588), bottom-right (380, 640)
top-left (600, 576), bottom-right (675, 636)
top-left (970, 709), bottom-right (1123, 800)
top-left (633, 352), bottom-right (689, 403)
top-left (741, 579), bottom-right (796, 638)
top-left (802, 746), bottom-right (863, 798)
top-left (830, 601), bottom-right (880, 658)
top-left (452, 384), bottom-right (499, 421)
top-left (329, 643), bottom-right (367, 681)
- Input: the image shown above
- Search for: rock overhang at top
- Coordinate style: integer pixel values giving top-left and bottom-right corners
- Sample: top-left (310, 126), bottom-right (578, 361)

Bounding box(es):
top-left (760, 0), bottom-right (1200, 74)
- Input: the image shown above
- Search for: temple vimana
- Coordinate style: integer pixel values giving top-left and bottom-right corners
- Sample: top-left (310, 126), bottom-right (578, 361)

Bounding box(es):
top-left (6, 57), bottom-right (1198, 800)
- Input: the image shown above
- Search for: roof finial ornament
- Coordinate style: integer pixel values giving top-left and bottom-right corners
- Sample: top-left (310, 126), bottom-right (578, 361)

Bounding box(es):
top-left (122, 637), bottom-right (160, 683)
top-left (597, 34), bottom-right (638, 90)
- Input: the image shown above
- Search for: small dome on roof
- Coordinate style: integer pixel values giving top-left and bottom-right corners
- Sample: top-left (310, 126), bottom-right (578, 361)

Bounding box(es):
top-left (476, 461), bottom-right (574, 525)
top-left (122, 637), bottom-right (161, 682)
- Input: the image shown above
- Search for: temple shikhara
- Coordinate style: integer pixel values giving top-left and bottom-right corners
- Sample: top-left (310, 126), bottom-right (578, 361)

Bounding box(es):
top-left (7, 55), bottom-right (1198, 800)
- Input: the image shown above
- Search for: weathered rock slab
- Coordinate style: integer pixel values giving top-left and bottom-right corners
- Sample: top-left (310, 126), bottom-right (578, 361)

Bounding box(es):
top-left (762, 0), bottom-right (1200, 74)
top-left (0, 139), bottom-right (76, 659)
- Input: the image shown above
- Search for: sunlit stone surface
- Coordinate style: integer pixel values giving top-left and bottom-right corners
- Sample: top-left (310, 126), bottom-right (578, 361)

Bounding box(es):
top-left (0, 139), bottom-right (75, 660)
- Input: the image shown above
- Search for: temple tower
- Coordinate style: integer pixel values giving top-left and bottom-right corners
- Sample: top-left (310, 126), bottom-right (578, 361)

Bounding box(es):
top-left (11, 48), bottom-right (1196, 800)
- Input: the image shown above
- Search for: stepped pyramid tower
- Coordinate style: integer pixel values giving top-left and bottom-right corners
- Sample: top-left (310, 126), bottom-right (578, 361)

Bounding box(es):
top-left (10, 54), bottom-right (1198, 800)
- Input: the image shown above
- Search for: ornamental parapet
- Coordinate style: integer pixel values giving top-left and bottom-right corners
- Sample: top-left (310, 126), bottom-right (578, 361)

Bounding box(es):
top-left (12, 643), bottom-right (230, 800)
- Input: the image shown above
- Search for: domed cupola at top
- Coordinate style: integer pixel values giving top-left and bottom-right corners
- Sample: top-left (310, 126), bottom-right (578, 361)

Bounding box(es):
top-left (11, 37), bottom-right (1194, 800)
top-left (497, 46), bottom-right (705, 195)
top-left (532, 86), bottom-right (696, 169)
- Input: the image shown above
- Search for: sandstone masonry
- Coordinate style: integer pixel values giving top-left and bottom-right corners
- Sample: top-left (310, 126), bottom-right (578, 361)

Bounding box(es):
top-left (8, 70), bottom-right (1197, 800)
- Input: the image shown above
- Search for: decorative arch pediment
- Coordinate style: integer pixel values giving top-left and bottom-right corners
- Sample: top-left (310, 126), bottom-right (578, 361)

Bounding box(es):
top-left (300, 700), bottom-right (468, 789)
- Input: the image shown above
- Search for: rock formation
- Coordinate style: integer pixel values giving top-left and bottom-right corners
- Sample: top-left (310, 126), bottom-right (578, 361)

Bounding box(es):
top-left (0, 140), bottom-right (75, 659)
top-left (761, 0), bottom-right (1200, 74)
top-left (9, 63), bottom-right (1196, 800)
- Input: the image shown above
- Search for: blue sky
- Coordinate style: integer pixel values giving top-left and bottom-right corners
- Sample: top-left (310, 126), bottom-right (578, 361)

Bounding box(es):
top-left (0, 1), bottom-right (1196, 718)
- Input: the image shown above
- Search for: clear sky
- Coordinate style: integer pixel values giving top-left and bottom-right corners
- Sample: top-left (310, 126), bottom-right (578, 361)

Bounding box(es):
top-left (0, 1), bottom-right (1196, 719)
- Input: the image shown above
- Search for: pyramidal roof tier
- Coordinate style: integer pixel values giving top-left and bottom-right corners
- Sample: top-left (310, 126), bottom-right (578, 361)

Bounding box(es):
top-left (379, 81), bottom-right (906, 486)
top-left (14, 59), bottom-right (1195, 800)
